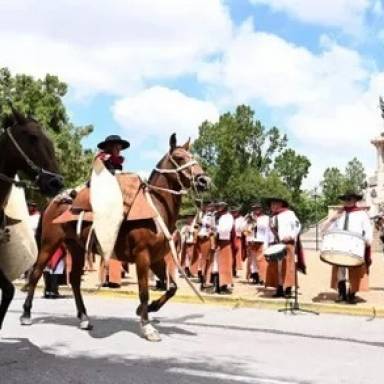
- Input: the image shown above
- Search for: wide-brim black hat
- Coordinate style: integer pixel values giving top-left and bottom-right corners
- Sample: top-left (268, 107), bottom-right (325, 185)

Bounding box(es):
top-left (338, 191), bottom-right (363, 201)
top-left (97, 135), bottom-right (130, 150)
top-left (264, 196), bottom-right (290, 207)
top-left (251, 201), bottom-right (263, 209)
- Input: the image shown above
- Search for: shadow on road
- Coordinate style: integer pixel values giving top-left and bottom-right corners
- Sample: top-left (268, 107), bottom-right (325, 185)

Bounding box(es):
top-left (0, 338), bottom-right (309, 384)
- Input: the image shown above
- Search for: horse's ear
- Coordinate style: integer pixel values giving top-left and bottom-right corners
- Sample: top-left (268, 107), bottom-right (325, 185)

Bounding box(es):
top-left (169, 133), bottom-right (177, 152)
top-left (11, 106), bottom-right (27, 125)
top-left (182, 137), bottom-right (191, 151)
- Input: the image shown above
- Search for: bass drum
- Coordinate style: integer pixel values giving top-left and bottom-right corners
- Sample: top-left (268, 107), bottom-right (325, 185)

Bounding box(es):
top-left (320, 230), bottom-right (365, 267)
top-left (264, 243), bottom-right (287, 262)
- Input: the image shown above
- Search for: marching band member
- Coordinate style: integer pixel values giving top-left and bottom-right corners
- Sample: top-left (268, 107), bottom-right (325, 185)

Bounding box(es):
top-left (244, 202), bottom-right (270, 285)
top-left (196, 202), bottom-right (215, 290)
top-left (265, 196), bottom-right (304, 298)
top-left (323, 191), bottom-right (373, 304)
top-left (213, 202), bottom-right (235, 294)
top-left (231, 207), bottom-right (246, 278)
top-left (180, 213), bottom-right (198, 277)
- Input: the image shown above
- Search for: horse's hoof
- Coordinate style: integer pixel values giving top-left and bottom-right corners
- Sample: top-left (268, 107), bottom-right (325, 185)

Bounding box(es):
top-left (20, 316), bottom-right (32, 326)
top-left (141, 322), bottom-right (161, 342)
top-left (79, 320), bottom-right (93, 330)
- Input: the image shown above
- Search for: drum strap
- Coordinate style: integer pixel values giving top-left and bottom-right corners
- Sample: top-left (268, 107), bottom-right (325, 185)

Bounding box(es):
top-left (343, 212), bottom-right (350, 231)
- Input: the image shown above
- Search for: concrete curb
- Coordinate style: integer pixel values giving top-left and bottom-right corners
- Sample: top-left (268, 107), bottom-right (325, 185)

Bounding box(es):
top-left (14, 282), bottom-right (384, 319)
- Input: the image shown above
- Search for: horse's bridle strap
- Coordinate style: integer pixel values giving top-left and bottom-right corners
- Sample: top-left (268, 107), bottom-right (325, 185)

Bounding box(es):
top-left (6, 128), bottom-right (41, 174)
top-left (154, 159), bottom-right (197, 174)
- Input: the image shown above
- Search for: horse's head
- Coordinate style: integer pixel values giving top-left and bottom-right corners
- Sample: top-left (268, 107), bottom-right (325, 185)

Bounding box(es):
top-left (156, 133), bottom-right (210, 193)
top-left (2, 107), bottom-right (64, 197)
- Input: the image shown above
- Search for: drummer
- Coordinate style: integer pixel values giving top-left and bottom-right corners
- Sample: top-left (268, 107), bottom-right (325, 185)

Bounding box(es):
top-left (265, 196), bottom-right (304, 298)
top-left (244, 201), bottom-right (270, 285)
top-left (322, 191), bottom-right (373, 304)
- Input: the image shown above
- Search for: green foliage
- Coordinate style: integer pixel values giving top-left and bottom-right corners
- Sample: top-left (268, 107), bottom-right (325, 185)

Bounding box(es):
top-left (321, 158), bottom-right (366, 208)
top-left (0, 67), bottom-right (94, 188)
top-left (344, 157), bottom-right (366, 193)
top-left (321, 167), bottom-right (346, 207)
top-left (274, 149), bottom-right (311, 198)
top-left (192, 105), bottom-right (293, 208)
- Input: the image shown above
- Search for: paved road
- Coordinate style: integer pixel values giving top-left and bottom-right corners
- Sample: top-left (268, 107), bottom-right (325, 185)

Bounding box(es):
top-left (1, 292), bottom-right (384, 384)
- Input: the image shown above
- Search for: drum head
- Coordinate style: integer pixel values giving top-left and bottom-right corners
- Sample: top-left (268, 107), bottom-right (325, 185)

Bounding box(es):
top-left (265, 243), bottom-right (286, 255)
top-left (320, 251), bottom-right (364, 267)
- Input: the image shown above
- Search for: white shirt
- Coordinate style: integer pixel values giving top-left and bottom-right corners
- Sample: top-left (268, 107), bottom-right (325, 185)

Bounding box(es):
top-left (327, 210), bottom-right (373, 244)
top-left (246, 214), bottom-right (271, 247)
top-left (217, 212), bottom-right (234, 240)
top-left (180, 224), bottom-right (195, 244)
top-left (271, 210), bottom-right (301, 243)
top-left (199, 212), bottom-right (215, 237)
top-left (234, 216), bottom-right (246, 237)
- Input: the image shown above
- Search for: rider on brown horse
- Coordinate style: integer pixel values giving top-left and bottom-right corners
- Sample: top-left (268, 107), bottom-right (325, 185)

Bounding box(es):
top-left (95, 135), bottom-right (130, 173)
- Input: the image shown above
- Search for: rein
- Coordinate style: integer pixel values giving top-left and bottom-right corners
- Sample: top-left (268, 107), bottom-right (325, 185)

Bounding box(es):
top-left (0, 127), bottom-right (59, 191)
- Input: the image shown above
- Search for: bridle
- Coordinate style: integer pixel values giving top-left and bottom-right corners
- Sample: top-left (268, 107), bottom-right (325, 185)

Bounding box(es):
top-left (0, 126), bottom-right (61, 190)
top-left (147, 151), bottom-right (200, 196)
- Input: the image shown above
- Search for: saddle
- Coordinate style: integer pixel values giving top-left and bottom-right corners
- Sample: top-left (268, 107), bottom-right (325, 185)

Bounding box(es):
top-left (53, 173), bottom-right (156, 224)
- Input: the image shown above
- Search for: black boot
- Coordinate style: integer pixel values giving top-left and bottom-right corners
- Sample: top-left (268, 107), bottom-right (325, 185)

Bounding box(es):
top-left (197, 270), bottom-right (203, 284)
top-left (285, 287), bottom-right (292, 298)
top-left (50, 274), bottom-right (61, 299)
top-left (347, 290), bottom-right (357, 305)
top-left (250, 272), bottom-right (260, 285)
top-left (272, 285), bottom-right (284, 298)
top-left (43, 272), bottom-right (52, 298)
top-left (213, 273), bottom-right (220, 294)
top-left (336, 281), bottom-right (347, 302)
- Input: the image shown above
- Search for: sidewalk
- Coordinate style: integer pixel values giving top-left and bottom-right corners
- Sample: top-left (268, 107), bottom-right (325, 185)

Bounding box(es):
top-left (15, 250), bottom-right (384, 317)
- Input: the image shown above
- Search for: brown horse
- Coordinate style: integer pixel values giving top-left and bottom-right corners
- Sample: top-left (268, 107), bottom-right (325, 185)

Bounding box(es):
top-left (0, 106), bottom-right (63, 330)
top-left (20, 133), bottom-right (209, 341)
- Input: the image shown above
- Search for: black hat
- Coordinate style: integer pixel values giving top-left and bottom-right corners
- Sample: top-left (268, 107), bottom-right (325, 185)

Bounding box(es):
top-left (97, 135), bottom-right (130, 150)
top-left (338, 191), bottom-right (363, 201)
top-left (251, 201), bottom-right (262, 209)
top-left (264, 196), bottom-right (290, 207)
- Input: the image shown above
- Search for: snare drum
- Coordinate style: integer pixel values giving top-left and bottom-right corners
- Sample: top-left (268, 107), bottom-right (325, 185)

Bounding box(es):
top-left (264, 243), bottom-right (287, 262)
top-left (320, 230), bottom-right (365, 267)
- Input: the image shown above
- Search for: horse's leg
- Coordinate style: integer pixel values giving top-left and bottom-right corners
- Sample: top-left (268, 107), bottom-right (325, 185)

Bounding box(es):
top-left (147, 258), bottom-right (177, 314)
top-left (20, 246), bottom-right (55, 325)
top-left (0, 269), bottom-right (15, 330)
top-left (135, 249), bottom-right (161, 342)
top-left (66, 239), bottom-right (92, 330)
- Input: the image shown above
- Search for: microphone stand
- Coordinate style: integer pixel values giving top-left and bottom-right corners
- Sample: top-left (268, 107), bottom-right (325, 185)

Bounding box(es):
top-left (278, 247), bottom-right (319, 315)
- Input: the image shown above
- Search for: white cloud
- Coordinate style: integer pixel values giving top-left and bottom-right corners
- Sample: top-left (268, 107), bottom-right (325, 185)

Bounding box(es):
top-left (112, 86), bottom-right (219, 144)
top-left (0, 0), bottom-right (232, 97)
top-left (198, 20), bottom-right (384, 187)
top-left (249, 0), bottom-right (372, 33)
top-left (372, 0), bottom-right (384, 16)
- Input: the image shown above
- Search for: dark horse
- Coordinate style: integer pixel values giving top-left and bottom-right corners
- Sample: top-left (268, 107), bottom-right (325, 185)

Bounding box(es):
top-left (0, 106), bottom-right (63, 330)
top-left (20, 134), bottom-right (209, 341)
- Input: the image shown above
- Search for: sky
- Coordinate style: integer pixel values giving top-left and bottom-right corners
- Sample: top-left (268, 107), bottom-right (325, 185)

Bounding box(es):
top-left (1, 0), bottom-right (384, 188)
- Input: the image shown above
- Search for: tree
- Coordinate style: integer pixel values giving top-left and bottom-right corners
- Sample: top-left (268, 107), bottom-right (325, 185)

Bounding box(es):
top-left (192, 105), bottom-right (288, 205)
top-left (321, 167), bottom-right (346, 207)
top-left (0, 67), bottom-right (93, 187)
top-left (274, 149), bottom-right (311, 198)
top-left (344, 157), bottom-right (366, 193)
